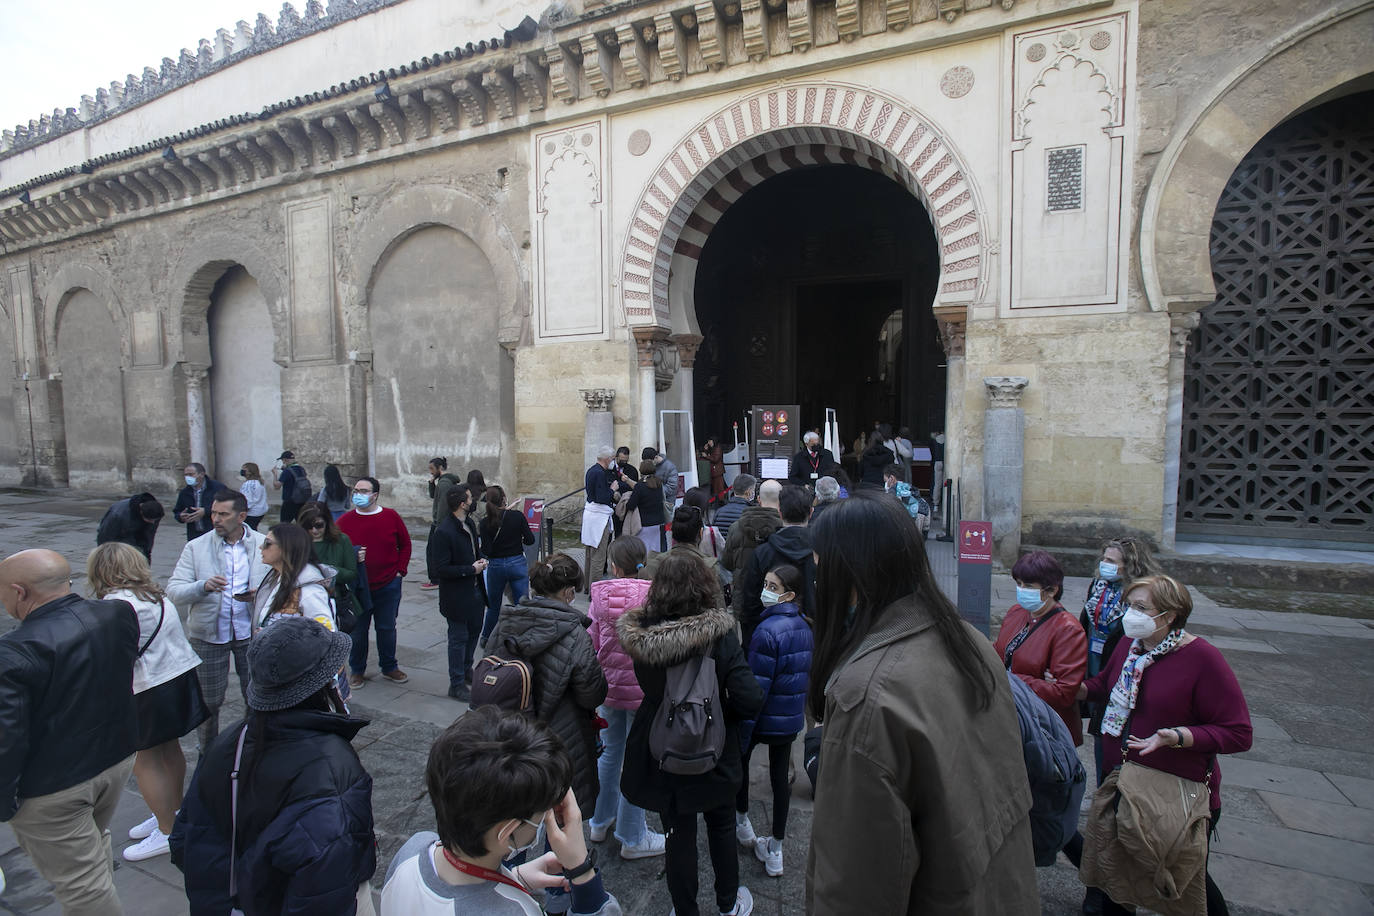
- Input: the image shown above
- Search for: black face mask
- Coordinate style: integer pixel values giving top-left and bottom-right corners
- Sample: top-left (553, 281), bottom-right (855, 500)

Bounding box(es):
top-left (239, 469), bottom-right (247, 478)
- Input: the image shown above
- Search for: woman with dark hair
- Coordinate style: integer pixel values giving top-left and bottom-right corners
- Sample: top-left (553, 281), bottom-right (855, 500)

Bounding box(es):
top-left (618, 552), bottom-right (763, 916)
top-left (427, 483), bottom-right (488, 701)
top-left (995, 549), bottom-right (1088, 745)
top-left (170, 617), bottom-right (376, 914)
top-left (682, 485), bottom-right (725, 561)
top-left (858, 431), bottom-right (895, 489)
top-left (298, 503), bottom-right (358, 626)
top-left (317, 464), bottom-right (351, 520)
top-left (478, 484), bottom-right (535, 644)
top-left (254, 523), bottom-right (337, 631)
top-left (625, 459), bottom-right (668, 554)
top-left (641, 506), bottom-right (727, 607)
top-left (465, 469), bottom-right (488, 505)
top-left (806, 494), bottom-right (1038, 914)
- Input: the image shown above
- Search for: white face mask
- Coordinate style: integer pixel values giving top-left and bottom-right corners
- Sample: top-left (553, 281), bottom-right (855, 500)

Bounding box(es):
top-left (506, 815), bottom-right (545, 860)
top-left (1121, 606), bottom-right (1165, 639)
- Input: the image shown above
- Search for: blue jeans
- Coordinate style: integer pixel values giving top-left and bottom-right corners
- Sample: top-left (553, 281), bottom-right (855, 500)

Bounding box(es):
top-left (447, 602), bottom-right (483, 691)
top-left (350, 576), bottom-right (401, 675)
top-left (482, 555), bottom-right (530, 641)
top-left (590, 706), bottom-right (649, 847)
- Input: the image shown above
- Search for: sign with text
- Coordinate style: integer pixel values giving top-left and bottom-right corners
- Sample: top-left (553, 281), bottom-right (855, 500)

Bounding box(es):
top-left (957, 520), bottom-right (993, 635)
top-left (522, 497), bottom-right (546, 565)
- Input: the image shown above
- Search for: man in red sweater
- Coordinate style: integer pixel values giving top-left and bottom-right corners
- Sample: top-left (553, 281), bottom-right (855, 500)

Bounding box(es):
top-left (338, 476), bottom-right (412, 687)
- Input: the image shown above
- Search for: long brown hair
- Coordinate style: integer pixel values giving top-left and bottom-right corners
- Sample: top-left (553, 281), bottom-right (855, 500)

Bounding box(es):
top-left (86, 542), bottom-right (164, 603)
top-left (262, 523), bottom-right (322, 619)
top-left (643, 551), bottom-right (721, 619)
top-left (483, 484), bottom-right (508, 532)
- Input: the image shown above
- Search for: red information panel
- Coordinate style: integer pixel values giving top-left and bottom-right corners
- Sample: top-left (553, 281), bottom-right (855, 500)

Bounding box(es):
top-left (958, 521), bottom-right (992, 565)
top-left (522, 497), bottom-right (545, 532)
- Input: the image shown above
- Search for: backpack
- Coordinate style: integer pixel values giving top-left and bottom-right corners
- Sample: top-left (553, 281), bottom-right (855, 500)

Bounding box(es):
top-left (470, 638), bottom-right (536, 713)
top-left (288, 466), bottom-right (313, 504)
top-left (648, 653), bottom-right (726, 775)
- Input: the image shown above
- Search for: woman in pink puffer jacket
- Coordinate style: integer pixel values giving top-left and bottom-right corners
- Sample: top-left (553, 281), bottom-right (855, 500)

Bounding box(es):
top-left (587, 537), bottom-right (667, 859)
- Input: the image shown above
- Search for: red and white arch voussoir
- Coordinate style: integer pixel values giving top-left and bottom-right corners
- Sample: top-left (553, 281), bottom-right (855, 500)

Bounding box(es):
top-left (620, 81), bottom-right (985, 325)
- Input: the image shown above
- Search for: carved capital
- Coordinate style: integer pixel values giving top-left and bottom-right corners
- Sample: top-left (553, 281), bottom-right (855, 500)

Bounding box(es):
top-left (673, 333), bottom-right (704, 368)
top-left (632, 326), bottom-right (671, 368)
top-left (580, 388), bottom-right (615, 412)
top-left (984, 376), bottom-right (1029, 408)
top-left (937, 316), bottom-right (966, 358)
top-left (1169, 312), bottom-right (1201, 359)
top-left (183, 363), bottom-right (210, 385)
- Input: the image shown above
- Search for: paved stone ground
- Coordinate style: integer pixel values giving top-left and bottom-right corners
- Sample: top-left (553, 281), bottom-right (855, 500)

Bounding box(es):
top-left (1, 490), bottom-right (1372, 915)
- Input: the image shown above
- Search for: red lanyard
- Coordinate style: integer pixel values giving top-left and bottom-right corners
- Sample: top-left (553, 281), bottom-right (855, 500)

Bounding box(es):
top-left (807, 451), bottom-right (821, 471)
top-left (440, 847), bottom-right (533, 898)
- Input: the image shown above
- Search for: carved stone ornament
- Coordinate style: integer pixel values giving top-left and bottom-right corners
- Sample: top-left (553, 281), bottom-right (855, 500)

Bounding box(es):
top-left (937, 318), bottom-right (966, 358)
top-left (627, 128), bottom-right (651, 156)
top-left (673, 332), bottom-right (703, 368)
top-left (984, 376), bottom-right (1029, 408)
top-left (940, 66), bottom-right (975, 99)
top-left (1169, 312), bottom-right (1201, 358)
top-left (580, 388), bottom-right (615, 412)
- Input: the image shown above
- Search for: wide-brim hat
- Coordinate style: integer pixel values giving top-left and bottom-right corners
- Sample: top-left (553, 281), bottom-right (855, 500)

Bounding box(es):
top-left (247, 617), bottom-right (350, 712)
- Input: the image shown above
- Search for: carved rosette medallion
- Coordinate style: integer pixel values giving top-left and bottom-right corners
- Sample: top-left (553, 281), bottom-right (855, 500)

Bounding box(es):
top-left (940, 66), bottom-right (975, 99)
top-left (627, 128), bottom-right (651, 156)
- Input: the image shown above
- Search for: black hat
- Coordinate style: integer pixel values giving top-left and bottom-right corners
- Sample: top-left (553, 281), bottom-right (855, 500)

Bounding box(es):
top-left (641, 447), bottom-right (659, 461)
top-left (278, 450), bottom-right (295, 461)
top-left (246, 617), bottom-right (351, 712)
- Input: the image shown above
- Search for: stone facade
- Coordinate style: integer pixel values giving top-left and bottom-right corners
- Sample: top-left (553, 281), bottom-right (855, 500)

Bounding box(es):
top-left (1, 0), bottom-right (1368, 551)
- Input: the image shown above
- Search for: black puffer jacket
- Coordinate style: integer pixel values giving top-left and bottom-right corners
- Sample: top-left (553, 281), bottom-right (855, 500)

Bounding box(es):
top-left (617, 606), bottom-right (763, 815)
top-left (720, 506), bottom-right (782, 615)
top-left (738, 525), bottom-right (816, 646)
top-left (485, 596), bottom-right (608, 814)
top-left (0, 593), bottom-right (138, 820)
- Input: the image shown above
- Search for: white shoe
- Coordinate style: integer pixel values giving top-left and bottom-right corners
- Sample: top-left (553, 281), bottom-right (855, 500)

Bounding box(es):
top-left (754, 836), bottom-right (783, 877)
top-left (735, 813), bottom-right (756, 847)
top-left (722, 886), bottom-right (754, 916)
top-left (129, 813), bottom-right (159, 840)
top-left (123, 827), bottom-right (170, 862)
top-left (589, 817), bottom-right (615, 843)
top-left (620, 830), bottom-right (667, 860)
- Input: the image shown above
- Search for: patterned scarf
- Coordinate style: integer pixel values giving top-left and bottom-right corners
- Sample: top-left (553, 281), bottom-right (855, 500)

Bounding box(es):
top-left (1101, 629), bottom-right (1187, 738)
top-left (1083, 578), bottom-right (1125, 632)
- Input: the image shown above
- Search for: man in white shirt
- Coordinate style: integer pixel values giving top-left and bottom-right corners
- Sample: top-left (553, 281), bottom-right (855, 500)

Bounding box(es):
top-left (167, 490), bottom-right (272, 749)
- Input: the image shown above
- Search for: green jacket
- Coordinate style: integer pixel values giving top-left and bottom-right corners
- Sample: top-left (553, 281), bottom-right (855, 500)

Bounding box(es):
top-left (430, 472), bottom-right (462, 525)
top-left (312, 533), bottom-right (358, 609)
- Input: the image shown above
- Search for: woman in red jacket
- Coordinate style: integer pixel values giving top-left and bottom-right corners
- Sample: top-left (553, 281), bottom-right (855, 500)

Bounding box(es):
top-left (994, 550), bottom-right (1088, 745)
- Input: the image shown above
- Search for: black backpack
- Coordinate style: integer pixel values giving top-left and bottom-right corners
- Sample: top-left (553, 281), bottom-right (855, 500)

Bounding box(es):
top-left (648, 653), bottom-right (726, 775)
top-left (288, 466), bottom-right (313, 504)
top-left (470, 637), bottom-right (536, 713)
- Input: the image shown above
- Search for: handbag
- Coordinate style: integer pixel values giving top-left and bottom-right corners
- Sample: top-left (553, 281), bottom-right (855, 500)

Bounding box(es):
top-left (622, 505), bottom-right (643, 537)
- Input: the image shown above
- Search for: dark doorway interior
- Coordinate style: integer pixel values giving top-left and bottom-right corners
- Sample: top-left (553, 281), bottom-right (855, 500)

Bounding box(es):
top-left (692, 164), bottom-right (944, 451)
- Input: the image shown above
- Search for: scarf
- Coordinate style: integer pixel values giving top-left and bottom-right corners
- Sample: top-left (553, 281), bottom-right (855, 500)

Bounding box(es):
top-left (1100, 629), bottom-right (1187, 738)
top-left (1083, 578), bottom-right (1125, 633)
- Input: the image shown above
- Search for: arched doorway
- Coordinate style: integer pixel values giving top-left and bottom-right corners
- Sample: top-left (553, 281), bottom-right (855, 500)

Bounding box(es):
top-left (368, 224), bottom-right (506, 505)
top-left (57, 289), bottom-right (130, 487)
top-left (693, 165), bottom-right (943, 449)
top-left (0, 304), bottom-right (16, 482)
top-left (1178, 91), bottom-right (1374, 544)
top-left (207, 266), bottom-right (284, 483)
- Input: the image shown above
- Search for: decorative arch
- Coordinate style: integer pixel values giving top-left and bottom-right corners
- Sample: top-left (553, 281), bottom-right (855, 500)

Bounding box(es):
top-left (169, 232), bottom-right (290, 366)
top-left (41, 262), bottom-right (130, 371)
top-left (1140, 3), bottom-right (1374, 313)
top-left (620, 81), bottom-right (988, 327)
top-left (352, 185), bottom-right (528, 346)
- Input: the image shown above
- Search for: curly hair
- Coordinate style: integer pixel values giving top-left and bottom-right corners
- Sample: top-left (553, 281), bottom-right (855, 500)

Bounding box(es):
top-left (1100, 536), bottom-right (1158, 582)
top-left (644, 551), bottom-right (721, 620)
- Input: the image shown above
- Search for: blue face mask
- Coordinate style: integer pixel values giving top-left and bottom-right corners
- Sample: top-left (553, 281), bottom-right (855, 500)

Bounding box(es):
top-left (1016, 585), bottom-right (1045, 612)
top-left (761, 589), bottom-right (782, 607)
top-left (351, 492), bottom-right (372, 509)
top-left (184, 475), bottom-right (197, 487)
top-left (1099, 561), bottom-right (1120, 581)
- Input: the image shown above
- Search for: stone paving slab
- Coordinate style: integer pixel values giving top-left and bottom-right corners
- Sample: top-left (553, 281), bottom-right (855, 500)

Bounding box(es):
top-left (1259, 791), bottom-right (1374, 845)
top-left (1215, 818), bottom-right (1374, 883)
top-left (1330, 773), bottom-right (1374, 810)
top-left (1222, 756), bottom-right (1352, 804)
top-left (1208, 852), bottom-right (1374, 916)
top-left (1202, 634), bottom-right (1283, 654)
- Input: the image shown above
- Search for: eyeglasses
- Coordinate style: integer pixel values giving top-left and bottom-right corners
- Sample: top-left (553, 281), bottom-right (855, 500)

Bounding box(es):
top-left (307, 522), bottom-right (327, 531)
top-left (1122, 602), bottom-right (1158, 616)
top-left (352, 488), bottom-right (373, 495)
top-left (262, 539), bottom-right (277, 548)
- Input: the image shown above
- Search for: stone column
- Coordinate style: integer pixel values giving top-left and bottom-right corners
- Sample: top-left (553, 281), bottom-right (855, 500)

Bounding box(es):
top-left (672, 333), bottom-right (703, 412)
top-left (983, 376), bottom-right (1029, 569)
top-left (937, 314), bottom-right (966, 509)
top-left (632, 327), bottom-right (670, 450)
top-left (580, 388), bottom-right (616, 471)
top-left (1161, 313), bottom-right (1200, 549)
top-left (184, 364), bottom-right (210, 468)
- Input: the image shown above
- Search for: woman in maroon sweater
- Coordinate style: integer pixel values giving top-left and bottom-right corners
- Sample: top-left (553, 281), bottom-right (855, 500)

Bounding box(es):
top-left (1076, 574), bottom-right (1252, 916)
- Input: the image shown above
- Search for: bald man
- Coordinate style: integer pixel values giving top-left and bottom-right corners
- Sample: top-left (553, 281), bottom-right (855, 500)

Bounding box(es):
top-left (0, 549), bottom-right (139, 915)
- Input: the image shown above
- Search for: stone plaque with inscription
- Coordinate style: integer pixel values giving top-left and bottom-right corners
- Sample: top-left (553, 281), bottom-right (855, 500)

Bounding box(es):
top-left (1046, 146), bottom-right (1085, 212)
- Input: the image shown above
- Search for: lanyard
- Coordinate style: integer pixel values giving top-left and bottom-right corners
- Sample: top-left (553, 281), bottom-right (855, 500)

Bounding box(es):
top-left (807, 450), bottom-right (821, 471)
top-left (440, 847), bottom-right (533, 898)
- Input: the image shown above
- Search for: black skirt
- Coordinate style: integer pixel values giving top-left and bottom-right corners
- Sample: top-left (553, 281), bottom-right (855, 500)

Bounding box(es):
top-left (135, 670), bottom-right (210, 751)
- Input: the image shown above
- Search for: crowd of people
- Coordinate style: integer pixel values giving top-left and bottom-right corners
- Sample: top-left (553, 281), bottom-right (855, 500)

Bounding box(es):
top-left (0, 445), bottom-right (1254, 916)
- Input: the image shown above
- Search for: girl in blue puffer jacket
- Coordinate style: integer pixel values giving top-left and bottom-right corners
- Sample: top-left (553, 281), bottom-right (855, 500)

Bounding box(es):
top-left (735, 563), bottom-right (813, 879)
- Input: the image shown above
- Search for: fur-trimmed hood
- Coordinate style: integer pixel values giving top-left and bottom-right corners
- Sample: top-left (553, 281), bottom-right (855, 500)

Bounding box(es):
top-left (617, 606), bottom-right (736, 667)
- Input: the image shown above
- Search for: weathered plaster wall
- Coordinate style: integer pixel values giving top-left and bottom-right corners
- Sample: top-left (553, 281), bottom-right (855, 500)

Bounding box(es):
top-left (208, 266), bottom-right (284, 485)
top-left (56, 287), bottom-right (130, 489)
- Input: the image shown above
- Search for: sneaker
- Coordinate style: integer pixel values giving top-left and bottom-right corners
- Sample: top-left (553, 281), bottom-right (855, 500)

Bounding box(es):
top-left (620, 830), bottom-right (667, 860)
top-left (128, 813), bottom-right (159, 841)
top-left (589, 818), bottom-right (615, 843)
top-left (447, 684), bottom-right (471, 702)
top-left (754, 836), bottom-right (783, 877)
top-left (735, 813), bottom-right (756, 847)
top-left (721, 886), bottom-right (753, 916)
top-left (123, 828), bottom-right (170, 862)
top-left (382, 669), bottom-right (409, 684)
top-left (348, 674), bottom-right (365, 689)
top-left (420, 581), bottom-right (439, 590)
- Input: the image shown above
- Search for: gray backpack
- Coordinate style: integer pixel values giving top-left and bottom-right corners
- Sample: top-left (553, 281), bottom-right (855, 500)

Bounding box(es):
top-left (649, 653), bottom-right (726, 775)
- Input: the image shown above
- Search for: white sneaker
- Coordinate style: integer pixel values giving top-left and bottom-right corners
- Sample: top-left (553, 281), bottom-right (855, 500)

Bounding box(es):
top-left (589, 817), bottom-right (615, 843)
top-left (123, 827), bottom-right (170, 862)
top-left (735, 813), bottom-right (756, 846)
top-left (721, 886), bottom-right (754, 916)
top-left (754, 836), bottom-right (783, 877)
top-left (128, 813), bottom-right (159, 840)
top-left (620, 830), bottom-right (667, 860)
